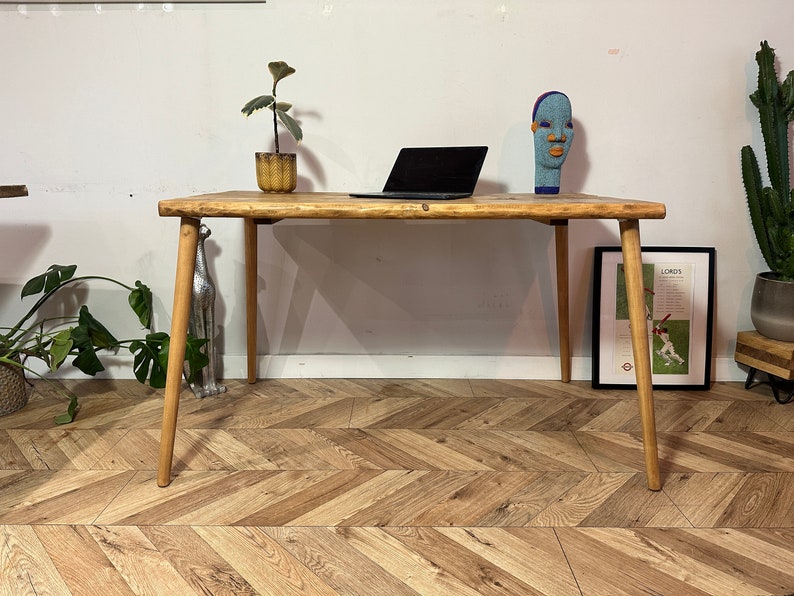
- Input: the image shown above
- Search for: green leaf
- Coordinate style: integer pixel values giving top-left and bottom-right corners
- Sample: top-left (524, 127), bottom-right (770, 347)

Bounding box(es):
top-left (275, 109), bottom-right (303, 144)
top-left (273, 102), bottom-right (292, 113)
top-left (67, 306), bottom-right (118, 376)
top-left (241, 95), bottom-right (275, 117)
top-left (129, 281), bottom-right (153, 329)
top-left (77, 305), bottom-right (119, 350)
top-left (268, 61), bottom-right (295, 85)
top-left (70, 345), bottom-right (105, 376)
top-left (129, 341), bottom-right (148, 383)
top-left (54, 394), bottom-right (80, 425)
top-left (155, 334), bottom-right (169, 383)
top-left (184, 336), bottom-right (210, 383)
top-left (129, 332), bottom-right (209, 388)
top-left (21, 264), bottom-right (77, 298)
top-left (50, 329), bottom-right (73, 372)
top-left (130, 331), bottom-right (168, 386)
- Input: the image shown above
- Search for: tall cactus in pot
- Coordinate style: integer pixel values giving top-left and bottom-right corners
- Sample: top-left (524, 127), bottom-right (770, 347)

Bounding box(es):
top-left (740, 40), bottom-right (794, 281)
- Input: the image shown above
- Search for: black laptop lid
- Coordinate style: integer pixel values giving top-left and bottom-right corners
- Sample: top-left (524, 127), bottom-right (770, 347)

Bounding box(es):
top-left (382, 146), bottom-right (488, 193)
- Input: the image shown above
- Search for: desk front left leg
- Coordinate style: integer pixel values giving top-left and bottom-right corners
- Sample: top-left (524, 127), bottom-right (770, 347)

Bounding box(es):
top-left (157, 217), bottom-right (200, 487)
top-left (619, 218), bottom-right (661, 490)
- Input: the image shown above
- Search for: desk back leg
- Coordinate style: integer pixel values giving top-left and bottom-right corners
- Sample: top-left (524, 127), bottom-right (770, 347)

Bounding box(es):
top-left (245, 219), bottom-right (258, 383)
top-left (554, 223), bottom-right (571, 383)
top-left (619, 219), bottom-right (661, 490)
top-left (158, 217), bottom-right (200, 487)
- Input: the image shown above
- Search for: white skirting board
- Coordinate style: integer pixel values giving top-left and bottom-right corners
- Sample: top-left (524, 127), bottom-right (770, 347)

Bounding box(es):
top-left (243, 354), bottom-right (749, 382)
top-left (37, 354), bottom-right (749, 383)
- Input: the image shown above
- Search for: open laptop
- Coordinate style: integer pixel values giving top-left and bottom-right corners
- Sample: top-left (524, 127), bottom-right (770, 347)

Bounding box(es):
top-left (350, 146), bottom-right (488, 200)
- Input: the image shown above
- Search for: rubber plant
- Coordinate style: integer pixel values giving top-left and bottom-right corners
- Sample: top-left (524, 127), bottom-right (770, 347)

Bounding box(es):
top-left (741, 40), bottom-right (794, 281)
top-left (0, 264), bottom-right (208, 423)
top-left (241, 60), bottom-right (303, 152)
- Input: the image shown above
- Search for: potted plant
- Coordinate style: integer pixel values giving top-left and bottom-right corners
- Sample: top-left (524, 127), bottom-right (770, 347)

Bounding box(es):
top-left (0, 264), bottom-right (208, 423)
top-left (741, 40), bottom-right (794, 342)
top-left (241, 60), bottom-right (303, 193)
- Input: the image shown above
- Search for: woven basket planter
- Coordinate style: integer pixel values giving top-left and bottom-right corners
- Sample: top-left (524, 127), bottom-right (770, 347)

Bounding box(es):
top-left (0, 355), bottom-right (28, 416)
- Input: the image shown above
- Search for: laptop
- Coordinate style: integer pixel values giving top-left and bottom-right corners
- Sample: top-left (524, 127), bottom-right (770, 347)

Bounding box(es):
top-left (350, 146), bottom-right (488, 200)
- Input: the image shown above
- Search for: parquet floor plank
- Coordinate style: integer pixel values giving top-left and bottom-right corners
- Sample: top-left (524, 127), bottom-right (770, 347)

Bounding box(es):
top-left (193, 525), bottom-right (339, 595)
top-left (93, 428), bottom-right (173, 470)
top-left (33, 524), bottom-right (137, 595)
top-left (265, 526), bottom-right (422, 595)
top-left (95, 470), bottom-right (294, 525)
top-left (140, 525), bottom-right (259, 594)
top-left (350, 397), bottom-right (500, 429)
top-left (557, 527), bottom-right (794, 596)
top-left (664, 472), bottom-right (794, 527)
top-left (87, 525), bottom-right (205, 593)
top-left (0, 430), bottom-right (32, 469)
top-left (437, 527), bottom-right (581, 595)
top-left (382, 526), bottom-right (556, 595)
top-left (1, 524), bottom-right (71, 595)
top-left (658, 431), bottom-right (794, 472)
top-left (0, 379), bottom-right (792, 594)
top-left (229, 428), bottom-right (376, 469)
top-left (333, 525), bottom-right (490, 595)
top-left (8, 429), bottom-right (128, 470)
top-left (0, 470), bottom-right (134, 525)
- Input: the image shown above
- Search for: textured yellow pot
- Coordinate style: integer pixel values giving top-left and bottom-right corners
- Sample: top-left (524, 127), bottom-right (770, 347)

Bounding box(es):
top-left (255, 152), bottom-right (297, 193)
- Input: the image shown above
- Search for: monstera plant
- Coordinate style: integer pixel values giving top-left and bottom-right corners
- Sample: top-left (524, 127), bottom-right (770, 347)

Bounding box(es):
top-left (0, 264), bottom-right (208, 423)
top-left (740, 40), bottom-right (794, 341)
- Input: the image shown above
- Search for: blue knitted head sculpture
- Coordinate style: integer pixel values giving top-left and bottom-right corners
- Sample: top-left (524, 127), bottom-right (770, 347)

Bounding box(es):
top-left (531, 91), bottom-right (574, 194)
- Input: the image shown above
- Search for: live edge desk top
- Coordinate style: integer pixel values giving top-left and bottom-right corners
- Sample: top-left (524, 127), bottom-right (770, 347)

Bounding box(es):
top-left (156, 191), bottom-right (667, 489)
top-left (158, 190), bottom-right (666, 221)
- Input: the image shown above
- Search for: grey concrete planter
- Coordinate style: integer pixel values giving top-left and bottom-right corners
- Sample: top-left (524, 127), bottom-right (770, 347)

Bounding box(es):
top-left (751, 272), bottom-right (794, 342)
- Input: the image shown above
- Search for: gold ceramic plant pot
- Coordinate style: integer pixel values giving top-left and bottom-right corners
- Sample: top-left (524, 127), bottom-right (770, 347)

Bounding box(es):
top-left (255, 152), bottom-right (297, 193)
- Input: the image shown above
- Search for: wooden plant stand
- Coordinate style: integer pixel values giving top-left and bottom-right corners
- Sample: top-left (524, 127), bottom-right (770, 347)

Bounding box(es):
top-left (734, 330), bottom-right (794, 403)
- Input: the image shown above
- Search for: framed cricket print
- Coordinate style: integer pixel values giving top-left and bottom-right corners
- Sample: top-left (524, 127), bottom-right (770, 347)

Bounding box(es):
top-left (592, 246), bottom-right (715, 390)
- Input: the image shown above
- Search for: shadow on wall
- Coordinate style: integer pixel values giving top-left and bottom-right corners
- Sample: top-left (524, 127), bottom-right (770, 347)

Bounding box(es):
top-left (0, 223), bottom-right (52, 312)
top-left (236, 119), bottom-right (592, 358)
top-left (259, 219), bottom-right (559, 357)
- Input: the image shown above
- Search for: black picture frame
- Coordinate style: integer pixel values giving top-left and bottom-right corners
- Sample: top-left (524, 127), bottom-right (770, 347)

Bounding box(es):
top-left (592, 246), bottom-right (715, 390)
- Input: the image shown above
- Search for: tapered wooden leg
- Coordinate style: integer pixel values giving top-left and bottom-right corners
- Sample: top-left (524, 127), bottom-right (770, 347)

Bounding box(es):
top-left (554, 222), bottom-right (571, 383)
top-left (244, 218), bottom-right (258, 384)
top-left (158, 217), bottom-right (200, 487)
top-left (619, 219), bottom-right (661, 490)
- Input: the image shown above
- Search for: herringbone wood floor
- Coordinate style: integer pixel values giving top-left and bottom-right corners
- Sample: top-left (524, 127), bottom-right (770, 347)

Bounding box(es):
top-left (1, 378), bottom-right (794, 595)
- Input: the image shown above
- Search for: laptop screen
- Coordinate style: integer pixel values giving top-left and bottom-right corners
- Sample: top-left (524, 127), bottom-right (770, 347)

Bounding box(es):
top-left (382, 146), bottom-right (488, 193)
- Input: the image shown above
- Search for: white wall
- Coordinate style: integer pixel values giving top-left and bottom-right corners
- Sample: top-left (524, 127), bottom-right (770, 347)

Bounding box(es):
top-left (1, 0), bottom-right (788, 381)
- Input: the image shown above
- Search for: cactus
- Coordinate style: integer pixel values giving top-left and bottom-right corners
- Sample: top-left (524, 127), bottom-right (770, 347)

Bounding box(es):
top-left (741, 41), bottom-right (794, 281)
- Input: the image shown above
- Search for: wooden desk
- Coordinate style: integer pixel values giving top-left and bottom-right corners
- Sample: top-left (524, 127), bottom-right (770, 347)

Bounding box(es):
top-left (157, 191), bottom-right (667, 489)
